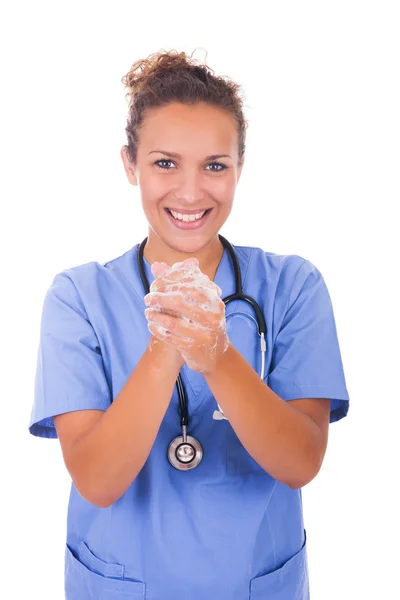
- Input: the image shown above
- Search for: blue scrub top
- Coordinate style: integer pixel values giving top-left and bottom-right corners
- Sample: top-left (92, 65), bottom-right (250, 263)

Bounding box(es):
top-left (29, 242), bottom-right (350, 600)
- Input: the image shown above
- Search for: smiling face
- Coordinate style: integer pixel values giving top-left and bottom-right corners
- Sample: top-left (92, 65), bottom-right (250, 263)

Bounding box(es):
top-left (120, 101), bottom-right (244, 275)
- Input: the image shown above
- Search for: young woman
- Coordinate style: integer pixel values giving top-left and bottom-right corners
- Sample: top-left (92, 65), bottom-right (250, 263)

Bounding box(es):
top-left (29, 49), bottom-right (350, 599)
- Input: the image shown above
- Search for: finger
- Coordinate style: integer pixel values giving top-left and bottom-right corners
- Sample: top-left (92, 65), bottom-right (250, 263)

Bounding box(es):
top-left (148, 321), bottom-right (204, 355)
top-left (144, 292), bottom-right (220, 325)
top-left (152, 257), bottom-right (198, 279)
top-left (145, 308), bottom-right (214, 338)
top-left (150, 272), bottom-right (214, 295)
top-left (147, 284), bottom-right (212, 306)
top-left (151, 262), bottom-right (170, 279)
top-left (171, 257), bottom-right (199, 269)
top-left (151, 257), bottom-right (198, 279)
top-left (155, 277), bottom-right (216, 295)
top-left (147, 318), bottom-right (198, 344)
top-left (147, 321), bottom-right (173, 342)
top-left (150, 263), bottom-right (207, 292)
top-left (145, 308), bottom-right (184, 332)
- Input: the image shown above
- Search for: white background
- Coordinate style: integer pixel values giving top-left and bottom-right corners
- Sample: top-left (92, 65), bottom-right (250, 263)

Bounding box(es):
top-left (1, 1), bottom-right (399, 598)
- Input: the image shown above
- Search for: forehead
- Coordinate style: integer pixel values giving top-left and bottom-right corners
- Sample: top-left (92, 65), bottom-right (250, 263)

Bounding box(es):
top-left (139, 101), bottom-right (237, 154)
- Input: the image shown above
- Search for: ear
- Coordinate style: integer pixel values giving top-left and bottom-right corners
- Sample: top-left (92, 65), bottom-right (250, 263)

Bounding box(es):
top-left (237, 154), bottom-right (245, 182)
top-left (120, 145), bottom-right (138, 186)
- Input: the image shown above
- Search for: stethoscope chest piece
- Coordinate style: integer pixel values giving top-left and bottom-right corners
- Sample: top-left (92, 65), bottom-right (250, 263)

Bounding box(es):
top-left (168, 433), bottom-right (203, 471)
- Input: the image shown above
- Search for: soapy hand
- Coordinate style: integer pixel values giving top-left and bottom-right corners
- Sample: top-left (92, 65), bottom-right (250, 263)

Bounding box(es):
top-left (144, 258), bottom-right (230, 375)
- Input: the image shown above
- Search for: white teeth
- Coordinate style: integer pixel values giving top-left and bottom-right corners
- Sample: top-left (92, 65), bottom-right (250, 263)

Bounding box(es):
top-left (170, 209), bottom-right (206, 222)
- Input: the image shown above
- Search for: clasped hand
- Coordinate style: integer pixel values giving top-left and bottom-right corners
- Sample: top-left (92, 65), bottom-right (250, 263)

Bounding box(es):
top-left (144, 258), bottom-right (230, 375)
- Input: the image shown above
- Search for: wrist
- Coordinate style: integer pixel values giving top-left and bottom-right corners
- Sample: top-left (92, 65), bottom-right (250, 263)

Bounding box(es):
top-left (147, 336), bottom-right (184, 374)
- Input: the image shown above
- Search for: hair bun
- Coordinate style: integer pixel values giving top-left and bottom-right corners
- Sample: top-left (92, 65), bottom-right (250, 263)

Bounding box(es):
top-left (121, 49), bottom-right (213, 103)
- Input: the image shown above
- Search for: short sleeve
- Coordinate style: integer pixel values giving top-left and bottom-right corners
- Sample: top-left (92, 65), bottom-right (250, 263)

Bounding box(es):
top-left (267, 259), bottom-right (350, 423)
top-left (29, 272), bottom-right (111, 439)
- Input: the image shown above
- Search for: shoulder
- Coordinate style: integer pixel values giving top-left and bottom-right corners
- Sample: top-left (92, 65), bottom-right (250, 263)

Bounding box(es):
top-left (45, 245), bottom-right (137, 307)
top-left (233, 243), bottom-right (319, 300)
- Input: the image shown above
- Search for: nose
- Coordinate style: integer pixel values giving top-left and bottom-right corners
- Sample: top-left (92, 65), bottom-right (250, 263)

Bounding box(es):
top-left (173, 167), bottom-right (205, 205)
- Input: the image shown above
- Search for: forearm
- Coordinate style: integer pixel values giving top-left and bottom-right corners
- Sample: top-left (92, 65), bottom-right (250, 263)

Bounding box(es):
top-left (204, 343), bottom-right (326, 488)
top-left (68, 342), bottom-right (181, 507)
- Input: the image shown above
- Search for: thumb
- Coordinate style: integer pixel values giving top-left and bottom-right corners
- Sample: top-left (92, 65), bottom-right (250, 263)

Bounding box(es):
top-left (151, 257), bottom-right (200, 278)
top-left (171, 257), bottom-right (200, 270)
top-left (151, 261), bottom-right (170, 278)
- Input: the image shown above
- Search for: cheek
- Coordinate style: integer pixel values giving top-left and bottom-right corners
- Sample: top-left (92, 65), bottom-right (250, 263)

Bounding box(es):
top-left (211, 174), bottom-right (237, 202)
top-left (139, 163), bottom-right (171, 194)
top-left (140, 181), bottom-right (169, 219)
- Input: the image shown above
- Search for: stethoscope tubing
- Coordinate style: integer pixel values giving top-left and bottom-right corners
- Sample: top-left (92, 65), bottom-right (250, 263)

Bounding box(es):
top-left (137, 234), bottom-right (267, 427)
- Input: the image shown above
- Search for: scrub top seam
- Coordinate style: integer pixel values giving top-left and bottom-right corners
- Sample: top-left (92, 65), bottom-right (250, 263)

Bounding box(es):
top-left (237, 245), bottom-right (253, 295)
top-left (284, 258), bottom-right (308, 315)
top-left (247, 479), bottom-right (278, 584)
top-left (57, 272), bottom-right (92, 321)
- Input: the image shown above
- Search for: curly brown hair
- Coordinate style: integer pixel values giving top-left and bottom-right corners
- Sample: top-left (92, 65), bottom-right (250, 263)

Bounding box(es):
top-left (121, 49), bottom-right (247, 166)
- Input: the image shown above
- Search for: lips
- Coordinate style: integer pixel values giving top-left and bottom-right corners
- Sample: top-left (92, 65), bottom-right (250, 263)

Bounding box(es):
top-left (165, 208), bottom-right (211, 216)
top-left (165, 207), bottom-right (213, 230)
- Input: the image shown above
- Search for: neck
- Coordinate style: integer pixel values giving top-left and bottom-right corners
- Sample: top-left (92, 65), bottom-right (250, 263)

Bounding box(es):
top-left (143, 232), bottom-right (224, 282)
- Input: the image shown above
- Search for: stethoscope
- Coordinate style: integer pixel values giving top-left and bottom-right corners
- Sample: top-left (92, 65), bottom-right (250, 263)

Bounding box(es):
top-left (137, 234), bottom-right (267, 471)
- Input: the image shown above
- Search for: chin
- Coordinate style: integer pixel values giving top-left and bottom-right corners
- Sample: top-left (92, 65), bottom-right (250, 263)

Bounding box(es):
top-left (166, 238), bottom-right (208, 254)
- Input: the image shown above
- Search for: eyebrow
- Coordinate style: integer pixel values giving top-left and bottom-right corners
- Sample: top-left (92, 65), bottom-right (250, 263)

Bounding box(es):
top-left (148, 150), bottom-right (232, 160)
